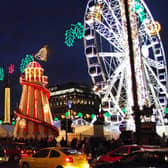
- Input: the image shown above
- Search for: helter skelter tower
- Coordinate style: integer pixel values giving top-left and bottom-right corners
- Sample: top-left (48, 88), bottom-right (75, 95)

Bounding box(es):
top-left (13, 61), bottom-right (58, 140)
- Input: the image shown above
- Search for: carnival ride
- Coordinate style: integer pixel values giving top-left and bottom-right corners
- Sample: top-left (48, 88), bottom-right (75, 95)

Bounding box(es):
top-left (13, 61), bottom-right (58, 140)
top-left (84, 0), bottom-right (168, 127)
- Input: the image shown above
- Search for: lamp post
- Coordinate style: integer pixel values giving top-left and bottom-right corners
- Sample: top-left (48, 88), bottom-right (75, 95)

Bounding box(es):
top-left (65, 100), bottom-right (72, 145)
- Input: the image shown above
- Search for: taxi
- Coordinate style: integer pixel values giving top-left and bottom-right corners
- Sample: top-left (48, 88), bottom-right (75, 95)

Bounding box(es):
top-left (19, 147), bottom-right (90, 168)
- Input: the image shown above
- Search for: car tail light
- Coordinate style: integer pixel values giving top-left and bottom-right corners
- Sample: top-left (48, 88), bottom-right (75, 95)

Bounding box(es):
top-left (21, 150), bottom-right (24, 154)
top-left (154, 154), bottom-right (159, 158)
top-left (64, 156), bottom-right (73, 163)
top-left (87, 153), bottom-right (92, 160)
top-left (4, 149), bottom-right (7, 154)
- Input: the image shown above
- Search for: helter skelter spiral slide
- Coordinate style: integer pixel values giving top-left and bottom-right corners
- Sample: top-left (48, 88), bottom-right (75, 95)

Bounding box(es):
top-left (84, 0), bottom-right (168, 128)
top-left (13, 61), bottom-right (59, 140)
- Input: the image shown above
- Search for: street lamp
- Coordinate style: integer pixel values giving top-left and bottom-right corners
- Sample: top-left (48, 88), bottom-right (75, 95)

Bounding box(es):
top-left (65, 100), bottom-right (73, 144)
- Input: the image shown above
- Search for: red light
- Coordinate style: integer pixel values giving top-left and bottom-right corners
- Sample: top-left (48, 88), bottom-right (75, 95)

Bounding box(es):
top-left (8, 64), bottom-right (15, 74)
top-left (21, 150), bottom-right (24, 154)
top-left (4, 149), bottom-right (7, 154)
top-left (99, 113), bottom-right (102, 118)
top-left (154, 154), bottom-right (159, 158)
top-left (87, 153), bottom-right (92, 160)
top-left (64, 156), bottom-right (73, 163)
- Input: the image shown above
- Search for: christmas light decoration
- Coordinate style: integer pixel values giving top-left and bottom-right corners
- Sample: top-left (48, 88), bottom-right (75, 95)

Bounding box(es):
top-left (104, 112), bottom-right (111, 118)
top-left (165, 108), bottom-right (168, 114)
top-left (54, 117), bottom-right (59, 121)
top-left (65, 28), bottom-right (76, 47)
top-left (73, 22), bottom-right (85, 39)
top-left (34, 45), bottom-right (48, 62)
top-left (77, 112), bottom-right (83, 118)
top-left (25, 54), bottom-right (33, 64)
top-left (122, 108), bottom-right (128, 114)
top-left (148, 21), bottom-right (161, 36)
top-left (20, 54), bottom-right (34, 73)
top-left (8, 64), bottom-right (15, 74)
top-left (20, 58), bottom-right (25, 73)
top-left (0, 67), bottom-right (4, 81)
top-left (65, 22), bottom-right (85, 47)
top-left (91, 113), bottom-right (96, 119)
top-left (65, 111), bottom-right (70, 118)
top-left (132, 0), bottom-right (146, 22)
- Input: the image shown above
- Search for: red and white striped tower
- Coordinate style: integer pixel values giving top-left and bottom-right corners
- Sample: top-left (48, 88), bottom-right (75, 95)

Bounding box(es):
top-left (13, 61), bottom-right (58, 140)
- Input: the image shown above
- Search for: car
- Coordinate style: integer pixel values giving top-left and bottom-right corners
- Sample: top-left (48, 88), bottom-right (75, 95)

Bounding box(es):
top-left (19, 147), bottom-right (90, 168)
top-left (96, 144), bottom-right (159, 163)
top-left (93, 148), bottom-right (168, 168)
top-left (19, 144), bottom-right (37, 159)
top-left (4, 142), bottom-right (35, 161)
top-left (0, 145), bottom-right (9, 164)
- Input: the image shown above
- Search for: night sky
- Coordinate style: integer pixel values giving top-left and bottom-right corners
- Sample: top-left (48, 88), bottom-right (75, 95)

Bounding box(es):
top-left (0, 0), bottom-right (167, 119)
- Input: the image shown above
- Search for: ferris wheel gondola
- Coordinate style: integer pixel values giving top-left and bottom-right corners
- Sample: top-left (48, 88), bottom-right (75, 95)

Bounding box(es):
top-left (84, 0), bottom-right (168, 125)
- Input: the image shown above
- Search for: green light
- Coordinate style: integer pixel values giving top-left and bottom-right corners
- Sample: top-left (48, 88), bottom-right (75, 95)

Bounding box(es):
top-left (91, 114), bottom-right (96, 119)
top-left (20, 54), bottom-right (33, 73)
top-left (12, 121), bottom-right (16, 125)
top-left (77, 112), bottom-right (83, 118)
top-left (73, 22), bottom-right (85, 39)
top-left (104, 112), bottom-right (111, 118)
top-left (165, 108), bottom-right (168, 114)
top-left (132, 0), bottom-right (146, 23)
top-left (25, 54), bottom-right (33, 64)
top-left (54, 117), bottom-right (59, 121)
top-left (122, 108), bottom-right (128, 114)
top-left (65, 28), bottom-right (75, 47)
top-left (20, 58), bottom-right (26, 73)
top-left (65, 111), bottom-right (69, 118)
top-left (139, 11), bottom-right (146, 22)
top-left (0, 120), bottom-right (2, 124)
top-left (65, 22), bottom-right (85, 47)
top-left (0, 67), bottom-right (4, 81)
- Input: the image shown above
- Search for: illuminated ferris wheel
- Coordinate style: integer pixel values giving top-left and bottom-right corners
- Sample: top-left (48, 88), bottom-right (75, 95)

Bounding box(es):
top-left (84, 0), bottom-right (168, 125)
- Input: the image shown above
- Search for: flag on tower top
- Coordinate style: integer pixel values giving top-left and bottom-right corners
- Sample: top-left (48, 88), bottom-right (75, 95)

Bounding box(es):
top-left (34, 45), bottom-right (48, 62)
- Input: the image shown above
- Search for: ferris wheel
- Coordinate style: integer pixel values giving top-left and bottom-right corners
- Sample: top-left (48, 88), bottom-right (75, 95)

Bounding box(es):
top-left (83, 0), bottom-right (168, 125)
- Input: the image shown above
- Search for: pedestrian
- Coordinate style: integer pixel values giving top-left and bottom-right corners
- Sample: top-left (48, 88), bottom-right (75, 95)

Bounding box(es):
top-left (60, 137), bottom-right (66, 147)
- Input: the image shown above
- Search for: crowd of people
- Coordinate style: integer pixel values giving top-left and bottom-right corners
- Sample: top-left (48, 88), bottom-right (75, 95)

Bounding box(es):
top-left (0, 130), bottom-right (168, 164)
top-left (58, 131), bottom-right (168, 163)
